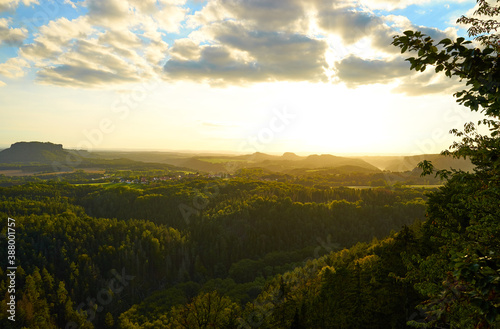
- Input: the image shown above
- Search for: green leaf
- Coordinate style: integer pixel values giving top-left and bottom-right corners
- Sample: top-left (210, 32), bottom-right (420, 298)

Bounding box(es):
top-left (482, 48), bottom-right (494, 55)
top-left (439, 38), bottom-right (452, 45)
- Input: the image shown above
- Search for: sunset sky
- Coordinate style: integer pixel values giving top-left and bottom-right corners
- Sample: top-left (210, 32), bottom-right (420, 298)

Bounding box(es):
top-left (0, 0), bottom-right (487, 155)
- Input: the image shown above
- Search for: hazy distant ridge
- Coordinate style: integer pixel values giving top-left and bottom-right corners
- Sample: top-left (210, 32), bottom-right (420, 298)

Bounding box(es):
top-left (359, 154), bottom-right (474, 172)
top-left (0, 142), bottom-right (474, 174)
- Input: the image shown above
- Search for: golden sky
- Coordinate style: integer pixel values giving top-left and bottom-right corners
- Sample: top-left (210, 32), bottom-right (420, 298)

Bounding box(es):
top-left (0, 0), bottom-right (486, 155)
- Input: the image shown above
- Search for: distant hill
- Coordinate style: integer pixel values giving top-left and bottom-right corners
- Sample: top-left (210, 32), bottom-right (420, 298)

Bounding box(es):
top-left (167, 152), bottom-right (382, 173)
top-left (359, 154), bottom-right (474, 172)
top-left (0, 142), bottom-right (71, 163)
top-left (234, 152), bottom-right (278, 162)
top-left (281, 152), bottom-right (302, 160)
top-left (92, 150), bottom-right (381, 174)
top-left (12, 143), bottom-right (472, 175)
top-left (300, 154), bottom-right (379, 170)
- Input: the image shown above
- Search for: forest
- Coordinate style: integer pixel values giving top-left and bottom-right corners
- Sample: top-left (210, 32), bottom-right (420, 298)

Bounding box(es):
top-left (0, 178), bottom-right (429, 328)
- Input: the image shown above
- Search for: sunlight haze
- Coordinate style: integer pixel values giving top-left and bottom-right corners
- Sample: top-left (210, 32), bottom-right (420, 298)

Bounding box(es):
top-left (0, 0), bottom-right (485, 154)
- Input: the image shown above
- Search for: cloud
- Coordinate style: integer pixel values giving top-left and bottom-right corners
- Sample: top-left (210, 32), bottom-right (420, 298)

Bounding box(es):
top-left (165, 0), bottom-right (464, 87)
top-left (334, 52), bottom-right (462, 95)
top-left (375, 14), bottom-right (458, 52)
top-left (0, 80), bottom-right (5, 86)
top-left (0, 0), bottom-right (38, 12)
top-left (188, 0), bottom-right (314, 34)
top-left (370, 24), bottom-right (401, 54)
top-left (318, 8), bottom-right (383, 45)
top-left (98, 29), bottom-right (144, 59)
top-left (37, 64), bottom-right (138, 87)
top-left (164, 45), bottom-right (261, 85)
top-left (13, 1), bottom-right (187, 87)
top-left (35, 38), bottom-right (153, 87)
top-left (170, 38), bottom-right (201, 60)
top-left (64, 0), bottom-right (77, 9)
top-left (393, 70), bottom-right (464, 96)
top-left (164, 21), bottom-right (329, 85)
top-left (0, 57), bottom-right (30, 78)
top-left (144, 39), bottom-right (169, 66)
top-left (2, 0), bottom-right (466, 90)
top-left (334, 55), bottom-right (411, 86)
top-left (0, 18), bottom-right (27, 46)
top-left (84, 0), bottom-right (188, 32)
top-left (218, 0), bottom-right (308, 31)
top-left (177, 0), bottom-right (407, 85)
top-left (151, 1), bottom-right (188, 33)
top-left (85, 0), bottom-right (131, 27)
top-left (20, 16), bottom-right (93, 62)
top-left (359, 0), bottom-right (470, 11)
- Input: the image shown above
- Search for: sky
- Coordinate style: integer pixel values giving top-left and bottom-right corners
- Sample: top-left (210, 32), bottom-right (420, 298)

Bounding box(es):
top-left (0, 0), bottom-right (487, 155)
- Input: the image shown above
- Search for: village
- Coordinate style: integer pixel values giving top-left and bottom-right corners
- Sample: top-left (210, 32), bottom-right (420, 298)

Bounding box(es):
top-left (89, 172), bottom-right (233, 185)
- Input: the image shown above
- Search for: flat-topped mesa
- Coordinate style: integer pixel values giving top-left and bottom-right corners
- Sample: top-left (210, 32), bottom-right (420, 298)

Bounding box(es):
top-left (0, 141), bottom-right (67, 163)
top-left (10, 141), bottom-right (64, 151)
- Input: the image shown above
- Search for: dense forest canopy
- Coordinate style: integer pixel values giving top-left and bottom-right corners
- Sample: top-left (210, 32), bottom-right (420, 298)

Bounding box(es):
top-left (0, 179), bottom-right (428, 328)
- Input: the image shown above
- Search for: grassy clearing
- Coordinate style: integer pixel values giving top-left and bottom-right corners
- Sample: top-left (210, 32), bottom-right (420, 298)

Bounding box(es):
top-left (406, 184), bottom-right (443, 189)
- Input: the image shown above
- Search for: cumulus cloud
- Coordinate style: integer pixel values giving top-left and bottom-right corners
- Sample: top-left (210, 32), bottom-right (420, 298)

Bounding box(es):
top-left (178, 0), bottom-right (416, 86)
top-left (98, 29), bottom-right (144, 60)
top-left (13, 13), bottom-right (162, 87)
top-left (334, 55), bottom-right (411, 86)
top-left (188, 0), bottom-right (318, 36)
top-left (151, 1), bottom-right (188, 33)
top-left (393, 70), bottom-right (464, 96)
top-left (318, 8), bottom-right (383, 45)
top-left (0, 0), bottom-right (38, 12)
top-left (64, 0), bottom-right (77, 9)
top-left (218, 0), bottom-right (308, 31)
top-left (333, 50), bottom-right (463, 95)
top-left (36, 39), bottom-right (149, 87)
top-left (175, 0), bottom-right (408, 86)
top-left (144, 39), bottom-right (169, 66)
top-left (345, 13), bottom-right (461, 94)
top-left (11, 0), bottom-right (187, 87)
top-left (84, 0), bottom-right (187, 32)
top-left (170, 38), bottom-right (201, 61)
top-left (85, 0), bottom-right (130, 27)
top-left (0, 18), bottom-right (27, 46)
top-left (370, 24), bottom-right (401, 54)
top-left (164, 21), bottom-right (329, 85)
top-left (386, 14), bottom-right (458, 41)
top-left (0, 57), bottom-right (30, 78)
top-left (0, 0), bottom-right (466, 91)
top-left (359, 0), bottom-right (470, 11)
top-left (20, 17), bottom-right (93, 61)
